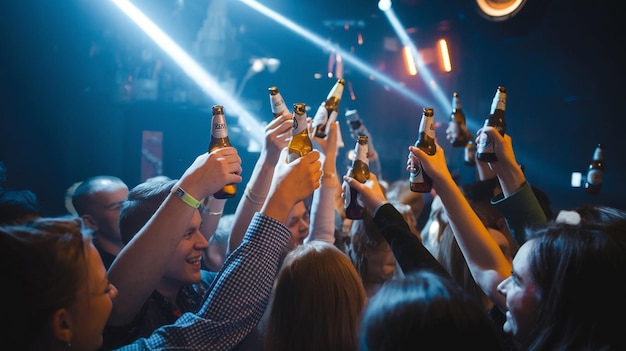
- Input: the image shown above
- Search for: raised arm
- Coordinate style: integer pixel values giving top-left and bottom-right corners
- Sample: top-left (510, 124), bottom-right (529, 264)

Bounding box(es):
top-left (478, 127), bottom-right (547, 244)
top-left (409, 143), bottom-right (510, 311)
top-left (307, 121), bottom-right (342, 244)
top-left (198, 195), bottom-right (228, 271)
top-left (108, 147), bottom-right (243, 326)
top-left (228, 113), bottom-right (293, 253)
top-left (117, 150), bottom-right (322, 350)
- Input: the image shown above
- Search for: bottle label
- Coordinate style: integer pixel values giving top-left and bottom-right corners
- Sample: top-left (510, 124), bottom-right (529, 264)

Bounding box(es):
top-left (311, 102), bottom-right (328, 132)
top-left (586, 169), bottom-right (603, 185)
top-left (409, 159), bottom-right (426, 183)
top-left (212, 121), bottom-right (228, 138)
top-left (476, 132), bottom-right (494, 155)
top-left (292, 113), bottom-right (307, 135)
top-left (271, 95), bottom-right (286, 115)
top-left (344, 179), bottom-right (364, 211)
top-left (327, 110), bottom-right (338, 128)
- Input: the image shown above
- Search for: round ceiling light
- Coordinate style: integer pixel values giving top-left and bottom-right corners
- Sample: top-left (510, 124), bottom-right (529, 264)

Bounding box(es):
top-left (475, 0), bottom-right (527, 21)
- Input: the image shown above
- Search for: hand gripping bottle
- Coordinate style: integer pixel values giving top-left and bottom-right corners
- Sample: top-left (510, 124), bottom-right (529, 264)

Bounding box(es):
top-left (345, 135), bottom-right (370, 219)
top-left (209, 105), bottom-right (237, 199)
top-left (477, 86), bottom-right (507, 162)
top-left (409, 107), bottom-right (436, 193)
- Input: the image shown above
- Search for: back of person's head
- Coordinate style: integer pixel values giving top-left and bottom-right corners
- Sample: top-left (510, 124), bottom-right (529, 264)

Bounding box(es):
top-left (360, 270), bottom-right (504, 351)
top-left (0, 188), bottom-right (42, 225)
top-left (119, 178), bottom-right (177, 245)
top-left (0, 217), bottom-right (88, 349)
top-left (266, 240), bottom-right (366, 351)
top-left (72, 175), bottom-right (126, 216)
top-left (523, 205), bottom-right (626, 350)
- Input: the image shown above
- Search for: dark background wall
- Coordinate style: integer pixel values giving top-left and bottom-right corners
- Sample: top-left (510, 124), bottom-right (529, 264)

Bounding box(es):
top-left (0, 0), bottom-right (624, 216)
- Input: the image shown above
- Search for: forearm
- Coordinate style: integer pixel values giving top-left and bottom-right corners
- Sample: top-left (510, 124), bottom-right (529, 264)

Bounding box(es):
top-left (434, 175), bottom-right (510, 302)
top-left (492, 181), bottom-right (547, 245)
top-left (307, 181), bottom-right (338, 244)
top-left (229, 154), bottom-right (275, 253)
top-left (374, 203), bottom-right (449, 278)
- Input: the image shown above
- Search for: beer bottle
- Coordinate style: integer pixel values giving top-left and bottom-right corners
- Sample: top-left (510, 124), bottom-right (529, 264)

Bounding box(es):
top-left (209, 105), bottom-right (237, 199)
top-left (477, 86), bottom-right (507, 162)
top-left (464, 139), bottom-right (477, 166)
top-left (584, 143), bottom-right (605, 194)
top-left (345, 135), bottom-right (370, 219)
top-left (449, 92), bottom-right (470, 147)
top-left (409, 107), bottom-right (436, 193)
top-left (268, 86), bottom-right (288, 118)
top-left (287, 103), bottom-right (313, 163)
top-left (312, 78), bottom-right (345, 138)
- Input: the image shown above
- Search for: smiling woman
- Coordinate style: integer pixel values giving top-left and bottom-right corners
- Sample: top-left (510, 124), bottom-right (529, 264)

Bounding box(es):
top-left (0, 217), bottom-right (118, 351)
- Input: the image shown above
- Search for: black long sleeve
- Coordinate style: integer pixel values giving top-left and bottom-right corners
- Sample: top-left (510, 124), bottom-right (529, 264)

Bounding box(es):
top-left (373, 203), bottom-right (450, 278)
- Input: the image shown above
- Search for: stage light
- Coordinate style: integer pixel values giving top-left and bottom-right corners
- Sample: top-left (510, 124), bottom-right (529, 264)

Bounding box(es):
top-left (378, 0), bottom-right (392, 11)
top-left (402, 46), bottom-right (417, 76)
top-left (381, 6), bottom-right (450, 114)
top-left (110, 0), bottom-right (265, 149)
top-left (438, 39), bottom-right (452, 72)
top-left (239, 0), bottom-right (432, 108)
top-left (475, 0), bottom-right (526, 21)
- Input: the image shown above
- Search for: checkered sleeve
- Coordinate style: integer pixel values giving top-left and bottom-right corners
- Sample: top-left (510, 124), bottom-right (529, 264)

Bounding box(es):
top-left (115, 212), bottom-right (290, 351)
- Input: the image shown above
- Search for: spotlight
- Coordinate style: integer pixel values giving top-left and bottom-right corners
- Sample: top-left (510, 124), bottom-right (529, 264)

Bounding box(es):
top-left (378, 0), bottom-right (392, 11)
top-left (475, 0), bottom-right (526, 21)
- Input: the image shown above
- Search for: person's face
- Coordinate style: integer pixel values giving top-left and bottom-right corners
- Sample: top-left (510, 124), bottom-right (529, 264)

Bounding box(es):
top-left (88, 186), bottom-right (129, 241)
top-left (162, 211), bottom-right (208, 287)
top-left (286, 201), bottom-right (309, 249)
top-left (364, 241), bottom-right (396, 285)
top-left (497, 239), bottom-right (540, 341)
top-left (69, 243), bottom-right (118, 350)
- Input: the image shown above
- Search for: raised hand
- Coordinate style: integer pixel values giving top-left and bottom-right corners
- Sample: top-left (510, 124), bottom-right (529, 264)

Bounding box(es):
top-left (263, 112), bottom-right (294, 165)
top-left (263, 149), bottom-right (322, 223)
top-left (476, 126), bottom-right (525, 196)
top-left (342, 172), bottom-right (387, 215)
top-left (176, 147), bottom-right (243, 201)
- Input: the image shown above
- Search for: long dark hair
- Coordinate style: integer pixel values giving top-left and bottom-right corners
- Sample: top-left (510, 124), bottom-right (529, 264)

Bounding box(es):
top-left (524, 205), bottom-right (626, 350)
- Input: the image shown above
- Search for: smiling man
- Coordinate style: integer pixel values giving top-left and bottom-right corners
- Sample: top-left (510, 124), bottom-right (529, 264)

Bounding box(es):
top-left (101, 178), bottom-right (217, 350)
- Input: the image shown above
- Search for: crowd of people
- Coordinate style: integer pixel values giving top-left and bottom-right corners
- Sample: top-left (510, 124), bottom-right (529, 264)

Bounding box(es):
top-left (1, 103), bottom-right (625, 351)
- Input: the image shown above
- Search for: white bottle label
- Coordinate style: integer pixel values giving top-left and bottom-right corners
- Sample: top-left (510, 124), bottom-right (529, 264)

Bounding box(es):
top-left (409, 159), bottom-right (425, 183)
top-left (476, 132), bottom-right (494, 154)
top-left (311, 102), bottom-right (328, 130)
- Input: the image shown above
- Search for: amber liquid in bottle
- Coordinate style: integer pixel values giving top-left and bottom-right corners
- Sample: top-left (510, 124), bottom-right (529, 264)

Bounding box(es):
top-left (450, 92), bottom-right (470, 147)
top-left (409, 108), bottom-right (436, 193)
top-left (312, 79), bottom-right (345, 138)
top-left (209, 105), bottom-right (237, 199)
top-left (287, 103), bottom-right (313, 163)
top-left (477, 86), bottom-right (507, 162)
top-left (345, 135), bottom-right (370, 219)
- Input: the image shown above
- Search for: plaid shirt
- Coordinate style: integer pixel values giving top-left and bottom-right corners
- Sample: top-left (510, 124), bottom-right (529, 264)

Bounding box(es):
top-left (115, 212), bottom-right (290, 351)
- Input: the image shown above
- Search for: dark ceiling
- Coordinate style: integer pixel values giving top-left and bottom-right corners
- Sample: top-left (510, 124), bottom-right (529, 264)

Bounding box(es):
top-left (0, 0), bottom-right (624, 215)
